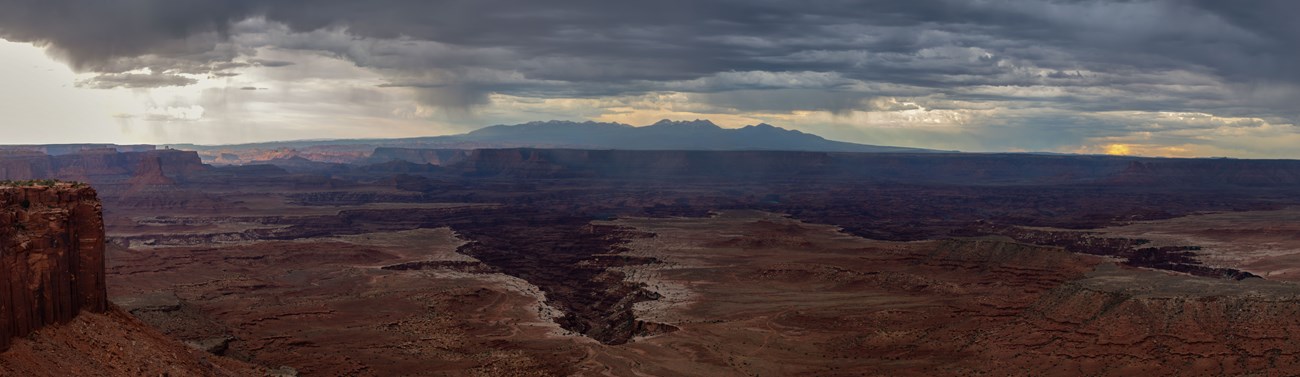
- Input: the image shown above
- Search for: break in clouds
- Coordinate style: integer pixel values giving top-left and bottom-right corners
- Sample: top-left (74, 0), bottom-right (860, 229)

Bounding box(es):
top-left (1, 0), bottom-right (1299, 157)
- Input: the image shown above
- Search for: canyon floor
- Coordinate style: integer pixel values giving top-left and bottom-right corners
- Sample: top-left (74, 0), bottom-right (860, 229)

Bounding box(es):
top-left (99, 180), bottom-right (1300, 376)
top-left (8, 147), bottom-right (1293, 375)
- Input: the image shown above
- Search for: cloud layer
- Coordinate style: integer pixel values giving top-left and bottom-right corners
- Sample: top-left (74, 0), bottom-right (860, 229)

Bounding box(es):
top-left (0, 0), bottom-right (1298, 156)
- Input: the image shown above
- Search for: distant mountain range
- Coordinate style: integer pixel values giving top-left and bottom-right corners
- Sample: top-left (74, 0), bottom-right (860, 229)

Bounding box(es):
top-left (170, 120), bottom-right (946, 164)
top-left (446, 119), bottom-right (941, 153)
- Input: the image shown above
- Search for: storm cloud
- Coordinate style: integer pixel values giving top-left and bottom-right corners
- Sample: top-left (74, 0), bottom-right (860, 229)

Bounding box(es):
top-left (0, 0), bottom-right (1298, 155)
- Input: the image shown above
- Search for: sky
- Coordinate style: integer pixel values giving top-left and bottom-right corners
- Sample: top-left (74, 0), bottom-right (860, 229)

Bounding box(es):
top-left (1, 1), bottom-right (1299, 158)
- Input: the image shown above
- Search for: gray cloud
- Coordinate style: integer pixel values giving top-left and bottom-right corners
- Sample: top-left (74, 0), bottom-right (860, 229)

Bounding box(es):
top-left (76, 71), bottom-right (198, 89)
top-left (1, 0), bottom-right (1298, 146)
top-left (247, 59), bottom-right (294, 68)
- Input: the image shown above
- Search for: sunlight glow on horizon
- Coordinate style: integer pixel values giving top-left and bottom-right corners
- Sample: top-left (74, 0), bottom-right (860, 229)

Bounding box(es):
top-left (1, 33), bottom-right (1298, 159)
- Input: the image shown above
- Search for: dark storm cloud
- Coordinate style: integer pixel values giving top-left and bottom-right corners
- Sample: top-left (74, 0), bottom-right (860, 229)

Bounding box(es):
top-left (76, 71), bottom-right (198, 89)
top-left (0, 0), bottom-right (255, 70)
top-left (0, 0), bottom-right (1297, 118)
top-left (247, 59), bottom-right (294, 68)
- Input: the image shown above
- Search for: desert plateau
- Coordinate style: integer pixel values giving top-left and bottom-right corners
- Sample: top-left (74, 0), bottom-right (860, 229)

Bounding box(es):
top-left (3, 138), bottom-right (1300, 376)
top-left (5, 1), bottom-right (1300, 375)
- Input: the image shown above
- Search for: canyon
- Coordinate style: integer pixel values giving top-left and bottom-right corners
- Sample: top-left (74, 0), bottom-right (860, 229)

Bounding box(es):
top-left (0, 182), bottom-right (266, 376)
top-left (3, 142), bottom-right (1300, 375)
top-left (0, 182), bottom-right (106, 352)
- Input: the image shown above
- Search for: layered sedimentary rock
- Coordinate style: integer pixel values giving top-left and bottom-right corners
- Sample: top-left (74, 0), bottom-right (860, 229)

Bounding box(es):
top-left (0, 183), bottom-right (107, 351)
top-left (0, 144), bottom-right (154, 156)
top-left (126, 155), bottom-right (178, 186)
top-left (0, 149), bottom-right (206, 183)
top-left (373, 147), bottom-right (1300, 186)
top-left (0, 151), bottom-right (53, 180)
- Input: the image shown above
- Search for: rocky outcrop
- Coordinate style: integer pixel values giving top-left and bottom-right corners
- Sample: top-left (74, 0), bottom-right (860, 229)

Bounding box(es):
top-left (126, 155), bottom-right (177, 186)
top-left (0, 182), bottom-right (107, 351)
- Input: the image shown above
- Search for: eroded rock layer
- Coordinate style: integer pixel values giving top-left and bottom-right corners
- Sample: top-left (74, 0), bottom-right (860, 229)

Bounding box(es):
top-left (0, 149), bottom-right (205, 183)
top-left (0, 183), bottom-right (107, 351)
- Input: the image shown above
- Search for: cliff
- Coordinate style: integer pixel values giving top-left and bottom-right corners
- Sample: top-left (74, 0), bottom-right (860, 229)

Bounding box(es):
top-left (126, 155), bottom-right (178, 186)
top-left (0, 182), bottom-right (269, 375)
top-left (375, 147), bottom-right (1300, 187)
top-left (0, 182), bottom-right (107, 352)
top-left (0, 149), bottom-right (207, 183)
top-left (0, 151), bottom-right (53, 180)
top-left (0, 144), bottom-right (155, 156)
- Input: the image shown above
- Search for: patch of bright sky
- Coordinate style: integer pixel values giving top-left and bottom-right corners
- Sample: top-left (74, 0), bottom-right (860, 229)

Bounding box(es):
top-left (0, 39), bottom-right (139, 144)
top-left (2, 37), bottom-right (1298, 158)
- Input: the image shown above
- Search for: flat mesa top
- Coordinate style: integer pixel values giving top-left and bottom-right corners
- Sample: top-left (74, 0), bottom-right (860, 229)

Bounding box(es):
top-left (0, 180), bottom-right (85, 188)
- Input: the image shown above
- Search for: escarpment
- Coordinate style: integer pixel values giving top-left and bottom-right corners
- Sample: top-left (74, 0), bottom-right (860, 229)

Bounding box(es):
top-left (0, 148), bottom-right (206, 183)
top-left (976, 263), bottom-right (1300, 375)
top-left (0, 182), bottom-right (107, 351)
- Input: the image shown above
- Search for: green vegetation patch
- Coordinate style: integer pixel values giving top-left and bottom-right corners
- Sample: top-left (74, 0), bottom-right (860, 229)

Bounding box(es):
top-left (0, 179), bottom-right (86, 188)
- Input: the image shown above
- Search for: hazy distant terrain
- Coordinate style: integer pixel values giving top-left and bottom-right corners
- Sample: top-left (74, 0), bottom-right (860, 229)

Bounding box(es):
top-left (8, 0), bottom-right (1300, 375)
top-left (6, 135), bottom-right (1300, 375)
top-left (171, 120), bottom-right (944, 165)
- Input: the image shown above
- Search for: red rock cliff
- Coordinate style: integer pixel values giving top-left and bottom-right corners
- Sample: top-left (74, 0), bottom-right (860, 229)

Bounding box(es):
top-left (0, 149), bottom-right (206, 183)
top-left (0, 183), bottom-right (107, 352)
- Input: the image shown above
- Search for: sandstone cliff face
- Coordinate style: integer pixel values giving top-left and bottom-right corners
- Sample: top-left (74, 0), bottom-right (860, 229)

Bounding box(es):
top-left (0, 183), bottom-right (107, 351)
top-left (0, 149), bottom-right (206, 183)
top-left (126, 155), bottom-right (178, 186)
top-left (0, 152), bottom-right (54, 181)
